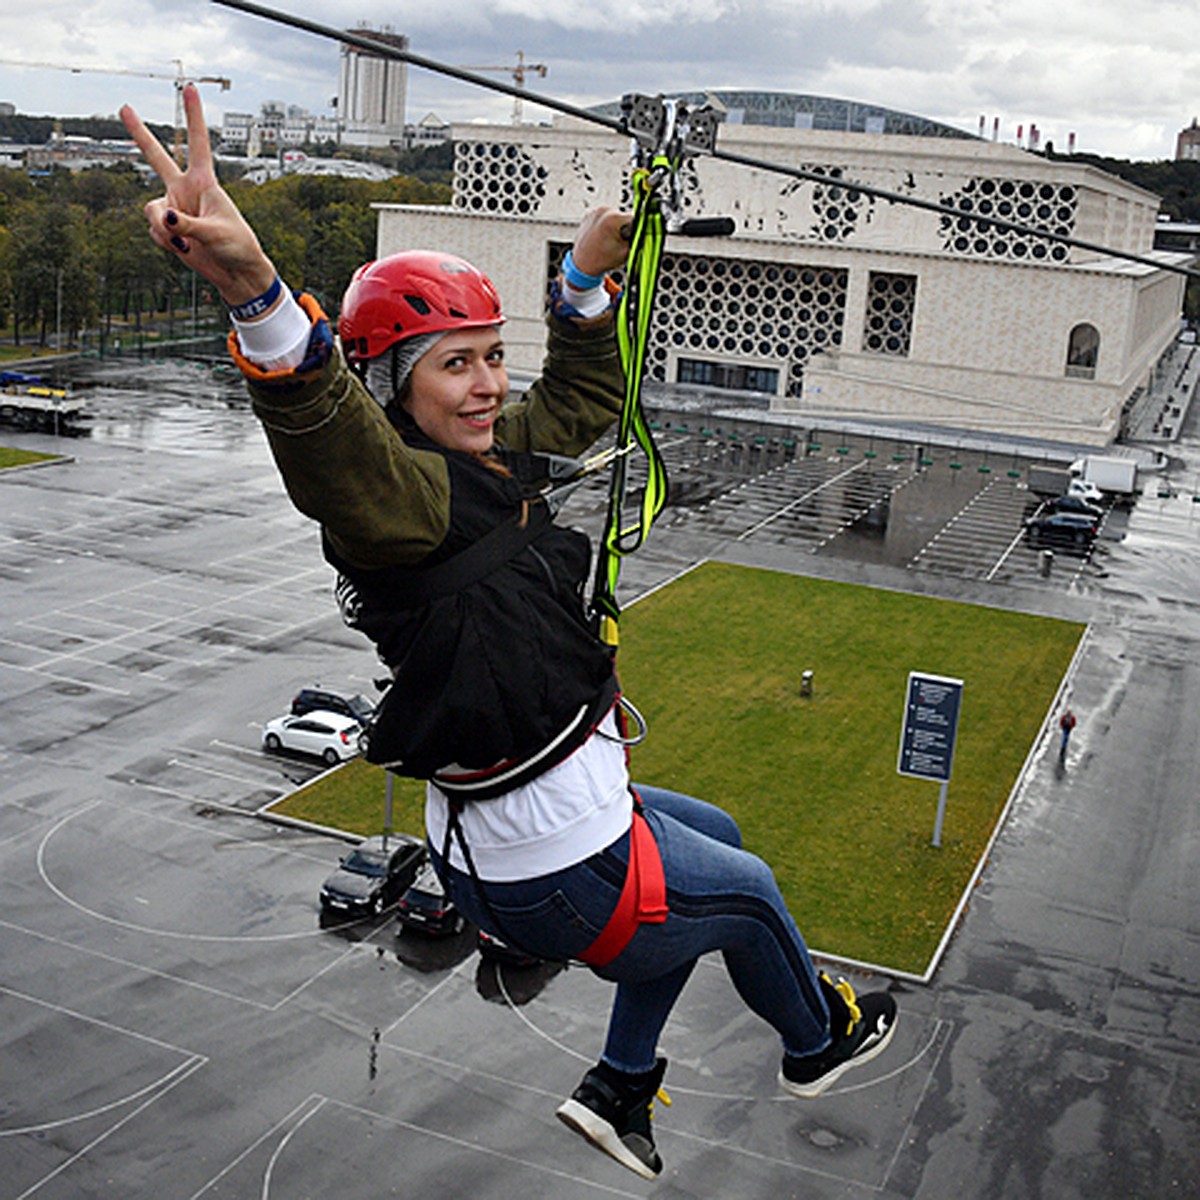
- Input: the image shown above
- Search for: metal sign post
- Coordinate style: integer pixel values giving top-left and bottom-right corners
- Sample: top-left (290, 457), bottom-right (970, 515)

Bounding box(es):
top-left (897, 671), bottom-right (964, 847)
top-left (383, 772), bottom-right (394, 849)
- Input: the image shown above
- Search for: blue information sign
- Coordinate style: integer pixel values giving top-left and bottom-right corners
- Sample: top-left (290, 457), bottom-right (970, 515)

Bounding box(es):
top-left (897, 671), bottom-right (964, 782)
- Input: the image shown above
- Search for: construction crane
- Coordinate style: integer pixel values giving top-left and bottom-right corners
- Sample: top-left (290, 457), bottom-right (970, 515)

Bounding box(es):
top-left (456, 51), bottom-right (547, 124)
top-left (0, 58), bottom-right (231, 161)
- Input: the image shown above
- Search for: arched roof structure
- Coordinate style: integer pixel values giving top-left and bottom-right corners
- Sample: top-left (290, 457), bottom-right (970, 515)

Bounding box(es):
top-left (590, 89), bottom-right (975, 139)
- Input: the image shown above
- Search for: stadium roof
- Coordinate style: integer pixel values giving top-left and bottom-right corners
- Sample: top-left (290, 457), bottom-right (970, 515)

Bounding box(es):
top-left (591, 90), bottom-right (976, 140)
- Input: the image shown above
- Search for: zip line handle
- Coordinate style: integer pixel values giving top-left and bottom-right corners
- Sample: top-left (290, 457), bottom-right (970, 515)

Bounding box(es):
top-left (670, 216), bottom-right (736, 237)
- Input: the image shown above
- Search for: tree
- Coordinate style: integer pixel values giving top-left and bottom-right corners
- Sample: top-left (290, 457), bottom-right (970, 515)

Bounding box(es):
top-left (0, 167), bottom-right (36, 226)
top-left (3, 198), bottom-right (91, 344)
top-left (304, 198), bottom-right (376, 310)
top-left (66, 163), bottom-right (145, 217)
top-left (228, 178), bottom-right (310, 288)
top-left (0, 223), bottom-right (9, 330)
top-left (91, 203), bottom-right (163, 339)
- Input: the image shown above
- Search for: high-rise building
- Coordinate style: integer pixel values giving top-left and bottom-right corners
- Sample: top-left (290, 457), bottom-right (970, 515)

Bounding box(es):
top-left (338, 27), bottom-right (408, 148)
top-left (1177, 119), bottom-right (1200, 162)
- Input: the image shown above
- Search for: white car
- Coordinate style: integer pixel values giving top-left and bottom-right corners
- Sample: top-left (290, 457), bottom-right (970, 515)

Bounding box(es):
top-left (262, 710), bottom-right (363, 766)
top-left (1067, 478), bottom-right (1104, 503)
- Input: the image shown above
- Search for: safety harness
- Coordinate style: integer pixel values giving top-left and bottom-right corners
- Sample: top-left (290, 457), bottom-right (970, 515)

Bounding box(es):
top-left (576, 789), bottom-right (668, 966)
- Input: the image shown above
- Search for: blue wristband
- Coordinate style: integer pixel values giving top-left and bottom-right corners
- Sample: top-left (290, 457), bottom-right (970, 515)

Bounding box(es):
top-left (562, 249), bottom-right (604, 291)
top-left (227, 275), bottom-right (283, 321)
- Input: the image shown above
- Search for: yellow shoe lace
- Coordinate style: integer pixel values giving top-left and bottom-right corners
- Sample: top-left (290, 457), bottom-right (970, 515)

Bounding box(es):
top-left (648, 1087), bottom-right (672, 1118)
top-left (822, 972), bottom-right (863, 1037)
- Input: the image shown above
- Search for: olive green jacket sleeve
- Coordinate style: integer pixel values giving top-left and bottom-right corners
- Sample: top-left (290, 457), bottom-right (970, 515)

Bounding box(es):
top-left (245, 306), bottom-right (624, 571)
top-left (493, 310), bottom-right (625, 456)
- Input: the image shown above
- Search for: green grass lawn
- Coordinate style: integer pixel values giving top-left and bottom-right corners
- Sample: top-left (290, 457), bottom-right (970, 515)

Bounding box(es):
top-left (273, 561), bottom-right (1085, 975)
top-left (0, 446), bottom-right (63, 469)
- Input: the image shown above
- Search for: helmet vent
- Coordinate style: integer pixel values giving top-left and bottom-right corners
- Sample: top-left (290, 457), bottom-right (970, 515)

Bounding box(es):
top-left (404, 294), bottom-right (431, 315)
top-left (448, 307), bottom-right (468, 318)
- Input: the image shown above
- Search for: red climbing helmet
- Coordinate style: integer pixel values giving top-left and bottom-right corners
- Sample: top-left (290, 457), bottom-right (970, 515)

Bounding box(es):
top-left (338, 250), bottom-right (505, 364)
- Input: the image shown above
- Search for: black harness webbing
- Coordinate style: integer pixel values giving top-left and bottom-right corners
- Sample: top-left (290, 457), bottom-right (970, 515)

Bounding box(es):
top-left (390, 500), bottom-right (550, 609)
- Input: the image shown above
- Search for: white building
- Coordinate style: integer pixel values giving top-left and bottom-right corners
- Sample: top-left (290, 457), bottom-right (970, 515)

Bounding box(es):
top-left (0, 142), bottom-right (33, 169)
top-left (26, 133), bottom-right (141, 172)
top-left (404, 112), bottom-right (450, 150)
top-left (239, 154), bottom-right (397, 185)
top-left (371, 92), bottom-right (1192, 447)
top-left (338, 27), bottom-right (408, 149)
top-left (1177, 119), bottom-right (1200, 162)
top-left (219, 27), bottom-right (414, 154)
top-left (221, 105), bottom-right (342, 157)
top-left (220, 111), bottom-right (254, 151)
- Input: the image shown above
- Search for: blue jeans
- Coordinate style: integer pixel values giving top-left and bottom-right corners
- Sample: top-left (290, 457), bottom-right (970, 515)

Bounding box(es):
top-left (432, 784), bottom-right (831, 1075)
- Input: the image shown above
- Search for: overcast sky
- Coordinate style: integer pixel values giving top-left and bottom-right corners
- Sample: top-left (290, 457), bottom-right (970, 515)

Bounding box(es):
top-left (0, 0), bottom-right (1195, 160)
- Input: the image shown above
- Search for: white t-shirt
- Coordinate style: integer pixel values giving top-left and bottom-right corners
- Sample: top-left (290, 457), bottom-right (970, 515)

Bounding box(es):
top-left (424, 710), bottom-right (633, 881)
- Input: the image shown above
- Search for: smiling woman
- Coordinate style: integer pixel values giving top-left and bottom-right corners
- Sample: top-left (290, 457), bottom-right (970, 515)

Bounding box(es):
top-left (337, 248), bottom-right (510, 454)
top-left (404, 328), bottom-right (509, 453)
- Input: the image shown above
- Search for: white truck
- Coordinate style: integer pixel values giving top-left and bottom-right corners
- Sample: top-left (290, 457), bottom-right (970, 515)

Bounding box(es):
top-left (1069, 455), bottom-right (1138, 498)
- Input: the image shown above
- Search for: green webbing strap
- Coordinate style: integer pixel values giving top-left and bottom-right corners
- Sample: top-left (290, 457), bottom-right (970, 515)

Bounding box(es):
top-left (592, 162), bottom-right (672, 649)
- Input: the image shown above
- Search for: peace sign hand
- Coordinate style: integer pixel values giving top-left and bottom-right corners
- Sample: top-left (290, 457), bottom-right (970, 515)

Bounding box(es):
top-left (120, 83), bottom-right (278, 306)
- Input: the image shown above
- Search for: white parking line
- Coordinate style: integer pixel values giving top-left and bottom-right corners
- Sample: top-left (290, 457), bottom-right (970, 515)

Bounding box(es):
top-left (736, 459), bottom-right (869, 541)
top-left (0, 657), bottom-right (132, 696)
top-left (167, 757), bottom-right (273, 788)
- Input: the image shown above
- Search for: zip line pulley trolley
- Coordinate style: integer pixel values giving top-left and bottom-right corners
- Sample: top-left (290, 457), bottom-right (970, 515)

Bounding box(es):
top-left (212, 0), bottom-right (1200, 648)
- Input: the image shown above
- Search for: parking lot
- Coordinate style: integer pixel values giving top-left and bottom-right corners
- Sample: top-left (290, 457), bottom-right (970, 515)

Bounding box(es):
top-left (555, 419), bottom-right (1129, 591)
top-left (1, 370), bottom-right (1197, 1198)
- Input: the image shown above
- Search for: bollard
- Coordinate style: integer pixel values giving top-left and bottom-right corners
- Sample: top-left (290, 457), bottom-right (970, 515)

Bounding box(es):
top-left (800, 669), bottom-right (814, 696)
top-left (1040, 549), bottom-right (1054, 577)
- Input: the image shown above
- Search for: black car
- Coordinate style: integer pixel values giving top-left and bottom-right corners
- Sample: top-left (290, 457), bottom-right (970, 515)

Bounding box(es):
top-left (1045, 494), bottom-right (1104, 520)
top-left (396, 863), bottom-right (465, 936)
top-left (292, 686), bottom-right (375, 724)
top-left (319, 834), bottom-right (426, 916)
top-left (1024, 510), bottom-right (1098, 546)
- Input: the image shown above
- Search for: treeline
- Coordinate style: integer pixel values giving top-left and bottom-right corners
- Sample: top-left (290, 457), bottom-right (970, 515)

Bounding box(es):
top-left (0, 113), bottom-right (139, 144)
top-left (0, 160), bottom-right (450, 347)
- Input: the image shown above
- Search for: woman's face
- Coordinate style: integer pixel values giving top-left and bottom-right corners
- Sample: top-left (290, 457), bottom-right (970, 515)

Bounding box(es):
top-left (404, 327), bottom-right (508, 453)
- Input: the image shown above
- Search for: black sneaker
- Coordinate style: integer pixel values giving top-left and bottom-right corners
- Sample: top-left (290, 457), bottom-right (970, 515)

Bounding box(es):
top-left (780, 973), bottom-right (898, 1098)
top-left (556, 1057), bottom-right (670, 1179)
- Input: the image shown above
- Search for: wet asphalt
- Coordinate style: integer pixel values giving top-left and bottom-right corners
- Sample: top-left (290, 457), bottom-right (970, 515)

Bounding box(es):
top-left (0, 350), bottom-right (1197, 1198)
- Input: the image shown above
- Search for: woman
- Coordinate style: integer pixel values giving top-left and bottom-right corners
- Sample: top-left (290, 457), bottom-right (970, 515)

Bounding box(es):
top-left (122, 85), bottom-right (897, 1181)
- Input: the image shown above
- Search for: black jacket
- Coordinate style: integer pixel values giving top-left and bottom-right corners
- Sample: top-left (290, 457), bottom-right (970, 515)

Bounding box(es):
top-left (326, 436), bottom-right (617, 785)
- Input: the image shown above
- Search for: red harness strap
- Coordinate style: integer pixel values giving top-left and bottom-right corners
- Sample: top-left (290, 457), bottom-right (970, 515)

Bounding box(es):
top-left (578, 799), bottom-right (668, 968)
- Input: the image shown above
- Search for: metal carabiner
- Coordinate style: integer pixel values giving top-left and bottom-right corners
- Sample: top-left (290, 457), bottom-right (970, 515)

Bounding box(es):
top-left (597, 695), bottom-right (649, 747)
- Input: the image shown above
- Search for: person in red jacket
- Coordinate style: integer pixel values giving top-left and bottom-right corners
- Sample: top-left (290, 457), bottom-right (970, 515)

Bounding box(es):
top-left (1059, 708), bottom-right (1077, 762)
